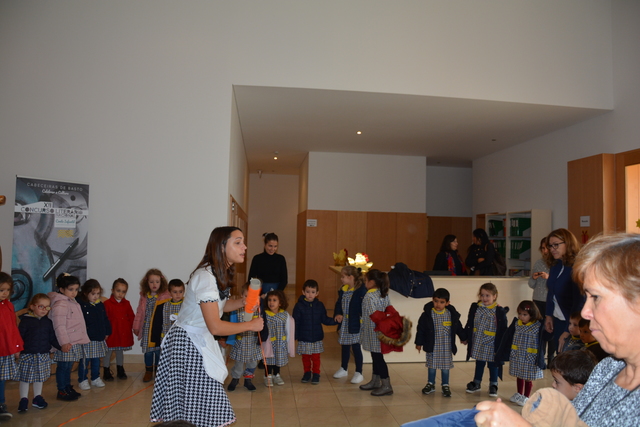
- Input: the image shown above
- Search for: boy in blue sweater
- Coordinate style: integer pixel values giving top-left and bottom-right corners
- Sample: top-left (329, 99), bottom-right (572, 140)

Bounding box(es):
top-left (292, 280), bottom-right (337, 384)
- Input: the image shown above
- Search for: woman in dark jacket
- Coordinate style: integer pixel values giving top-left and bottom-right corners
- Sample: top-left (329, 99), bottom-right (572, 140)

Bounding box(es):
top-left (248, 232), bottom-right (288, 295)
top-left (465, 229), bottom-right (496, 276)
top-left (433, 235), bottom-right (467, 276)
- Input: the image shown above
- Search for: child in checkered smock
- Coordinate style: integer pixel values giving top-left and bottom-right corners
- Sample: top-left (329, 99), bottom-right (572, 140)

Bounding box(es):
top-left (415, 288), bottom-right (466, 398)
top-left (227, 282), bottom-right (268, 392)
top-left (333, 266), bottom-right (367, 384)
top-left (464, 283), bottom-right (508, 397)
top-left (500, 300), bottom-right (547, 406)
top-left (76, 279), bottom-right (112, 391)
top-left (359, 269), bottom-right (394, 396)
top-left (149, 279), bottom-right (185, 353)
top-left (16, 293), bottom-right (60, 413)
top-left (262, 290), bottom-right (294, 387)
top-left (132, 269), bottom-right (170, 382)
top-left (0, 272), bottom-right (25, 420)
top-left (48, 273), bottom-right (90, 402)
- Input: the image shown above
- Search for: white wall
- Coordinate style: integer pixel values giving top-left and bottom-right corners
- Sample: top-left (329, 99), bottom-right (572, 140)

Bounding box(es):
top-left (307, 152), bottom-right (427, 213)
top-left (247, 174), bottom-right (299, 285)
top-left (426, 166), bottom-right (473, 217)
top-left (472, 0), bottom-right (640, 229)
top-left (229, 89), bottom-right (249, 212)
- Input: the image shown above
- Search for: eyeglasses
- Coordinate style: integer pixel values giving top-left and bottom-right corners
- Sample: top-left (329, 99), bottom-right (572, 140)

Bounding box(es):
top-left (547, 242), bottom-right (565, 250)
top-left (36, 305), bottom-right (51, 311)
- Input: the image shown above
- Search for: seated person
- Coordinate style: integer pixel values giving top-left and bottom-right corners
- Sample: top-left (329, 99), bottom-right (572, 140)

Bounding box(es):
top-left (549, 350), bottom-right (597, 401)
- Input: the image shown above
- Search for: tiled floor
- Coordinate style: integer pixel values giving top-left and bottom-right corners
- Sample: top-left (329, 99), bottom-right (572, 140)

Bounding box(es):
top-left (2, 299), bottom-right (553, 426)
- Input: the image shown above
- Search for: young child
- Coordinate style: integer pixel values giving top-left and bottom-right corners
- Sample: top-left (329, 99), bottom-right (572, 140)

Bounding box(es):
top-left (549, 350), bottom-right (597, 401)
top-left (359, 269), bottom-right (393, 396)
top-left (262, 290), bottom-right (294, 387)
top-left (579, 318), bottom-right (609, 362)
top-left (228, 282), bottom-right (268, 392)
top-left (150, 279), bottom-right (185, 351)
top-left (132, 268), bottom-right (170, 382)
top-left (48, 273), bottom-right (90, 401)
top-left (558, 312), bottom-right (584, 353)
top-left (415, 287), bottom-right (466, 398)
top-left (0, 272), bottom-right (25, 420)
top-left (16, 293), bottom-right (60, 412)
top-left (76, 279), bottom-right (111, 390)
top-left (292, 279), bottom-right (337, 384)
top-left (500, 300), bottom-right (549, 406)
top-left (333, 265), bottom-right (367, 384)
top-left (464, 282), bottom-right (508, 397)
top-left (103, 278), bottom-right (135, 381)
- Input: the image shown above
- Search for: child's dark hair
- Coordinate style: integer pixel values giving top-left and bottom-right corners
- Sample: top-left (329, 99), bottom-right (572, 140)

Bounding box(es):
top-left (478, 282), bottom-right (498, 299)
top-left (303, 279), bottom-right (319, 291)
top-left (112, 278), bottom-right (129, 290)
top-left (570, 311), bottom-right (583, 321)
top-left (56, 273), bottom-right (80, 289)
top-left (28, 293), bottom-right (50, 308)
top-left (341, 266), bottom-right (364, 290)
top-left (365, 269), bottom-right (389, 298)
top-left (79, 279), bottom-right (103, 301)
top-left (140, 268), bottom-right (168, 295)
top-left (433, 288), bottom-right (450, 302)
top-left (266, 290), bottom-right (288, 311)
top-left (517, 300), bottom-right (542, 322)
top-left (0, 271), bottom-right (14, 292)
top-left (579, 318), bottom-right (591, 328)
top-left (168, 278), bottom-right (185, 291)
top-left (263, 232), bottom-right (278, 244)
top-left (549, 350), bottom-right (597, 386)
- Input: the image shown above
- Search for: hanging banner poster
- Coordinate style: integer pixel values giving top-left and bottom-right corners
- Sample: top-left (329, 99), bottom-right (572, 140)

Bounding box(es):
top-left (11, 176), bottom-right (89, 310)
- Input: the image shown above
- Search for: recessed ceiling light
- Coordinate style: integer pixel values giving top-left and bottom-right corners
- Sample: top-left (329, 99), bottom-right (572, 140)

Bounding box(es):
top-left (356, 131), bottom-right (362, 135)
top-left (273, 151), bottom-right (278, 160)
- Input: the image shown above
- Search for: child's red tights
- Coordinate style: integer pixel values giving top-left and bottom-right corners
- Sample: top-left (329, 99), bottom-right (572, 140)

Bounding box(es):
top-left (302, 353), bottom-right (321, 374)
top-left (517, 378), bottom-right (533, 397)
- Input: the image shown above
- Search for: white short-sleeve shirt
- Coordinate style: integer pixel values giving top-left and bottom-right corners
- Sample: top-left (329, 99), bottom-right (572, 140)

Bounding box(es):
top-left (176, 267), bottom-right (226, 329)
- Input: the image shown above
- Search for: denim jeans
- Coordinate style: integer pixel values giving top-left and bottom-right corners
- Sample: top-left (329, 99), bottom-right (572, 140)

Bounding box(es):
top-left (79, 357), bottom-right (101, 382)
top-left (56, 361), bottom-right (74, 390)
top-left (473, 360), bottom-right (499, 385)
top-left (341, 343), bottom-right (363, 373)
top-left (428, 368), bottom-right (450, 386)
top-left (144, 348), bottom-right (161, 366)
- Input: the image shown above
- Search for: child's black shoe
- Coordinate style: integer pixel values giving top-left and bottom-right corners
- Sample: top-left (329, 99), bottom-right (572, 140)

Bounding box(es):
top-left (244, 379), bottom-right (256, 391)
top-left (227, 378), bottom-right (239, 391)
top-left (311, 373), bottom-right (320, 385)
top-left (301, 372), bottom-right (312, 383)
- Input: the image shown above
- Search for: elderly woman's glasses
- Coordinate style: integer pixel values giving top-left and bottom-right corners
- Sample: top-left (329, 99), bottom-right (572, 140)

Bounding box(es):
top-left (547, 242), bottom-right (565, 250)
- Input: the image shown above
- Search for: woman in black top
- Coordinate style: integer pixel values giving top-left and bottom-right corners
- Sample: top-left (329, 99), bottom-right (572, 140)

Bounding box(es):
top-left (465, 229), bottom-right (496, 276)
top-left (433, 234), bottom-right (467, 276)
top-left (248, 232), bottom-right (288, 295)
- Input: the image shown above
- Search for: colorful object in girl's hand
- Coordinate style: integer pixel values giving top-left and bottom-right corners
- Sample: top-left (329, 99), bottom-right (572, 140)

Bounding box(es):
top-left (244, 278), bottom-right (262, 321)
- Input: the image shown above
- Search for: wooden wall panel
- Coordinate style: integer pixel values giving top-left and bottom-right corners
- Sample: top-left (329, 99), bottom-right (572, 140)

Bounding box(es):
top-left (366, 212), bottom-right (397, 271)
top-left (295, 212), bottom-right (307, 294)
top-left (396, 213), bottom-right (427, 271)
top-left (336, 211), bottom-right (368, 256)
top-left (303, 210), bottom-right (338, 308)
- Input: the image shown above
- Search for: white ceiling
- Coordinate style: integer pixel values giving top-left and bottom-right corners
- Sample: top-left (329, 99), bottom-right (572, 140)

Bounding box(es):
top-left (234, 85), bottom-right (610, 175)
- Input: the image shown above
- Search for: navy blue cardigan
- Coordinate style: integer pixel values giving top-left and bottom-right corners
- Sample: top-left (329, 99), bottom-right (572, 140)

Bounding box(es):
top-left (334, 285), bottom-right (367, 334)
top-left (545, 261), bottom-right (585, 320)
top-left (415, 302), bottom-right (466, 355)
top-left (18, 314), bottom-right (61, 354)
top-left (292, 295), bottom-right (336, 343)
top-left (76, 298), bottom-right (112, 341)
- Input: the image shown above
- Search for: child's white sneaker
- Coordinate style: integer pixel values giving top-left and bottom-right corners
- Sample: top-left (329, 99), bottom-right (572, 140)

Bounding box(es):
top-left (350, 372), bottom-right (364, 384)
top-left (509, 392), bottom-right (523, 403)
top-left (91, 378), bottom-right (106, 388)
top-left (333, 368), bottom-right (348, 379)
top-left (264, 375), bottom-right (273, 387)
top-left (517, 395), bottom-right (529, 406)
top-left (274, 374), bottom-right (285, 386)
top-left (78, 380), bottom-right (91, 390)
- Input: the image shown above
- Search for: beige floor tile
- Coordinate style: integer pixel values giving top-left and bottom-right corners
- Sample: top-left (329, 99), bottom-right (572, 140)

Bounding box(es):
top-left (379, 384), bottom-right (426, 406)
top-left (250, 407), bottom-right (300, 426)
top-left (297, 405), bottom-right (350, 426)
top-left (387, 403), bottom-right (438, 425)
top-left (344, 405), bottom-right (401, 427)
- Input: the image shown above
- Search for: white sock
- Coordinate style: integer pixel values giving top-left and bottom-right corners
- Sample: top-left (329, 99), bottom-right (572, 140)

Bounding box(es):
top-left (33, 382), bottom-right (43, 397)
top-left (19, 382), bottom-right (29, 399)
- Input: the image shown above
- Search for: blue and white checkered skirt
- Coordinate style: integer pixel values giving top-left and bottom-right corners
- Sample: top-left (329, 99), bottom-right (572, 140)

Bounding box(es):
top-left (150, 326), bottom-right (235, 427)
top-left (297, 341), bottom-right (324, 355)
top-left (16, 353), bottom-right (51, 383)
top-left (0, 355), bottom-right (17, 380)
top-left (425, 310), bottom-right (454, 370)
top-left (338, 290), bottom-right (360, 345)
top-left (81, 340), bottom-right (107, 359)
top-left (470, 305), bottom-right (497, 362)
top-left (107, 346), bottom-right (132, 351)
top-left (509, 321), bottom-right (543, 381)
top-left (53, 344), bottom-right (83, 362)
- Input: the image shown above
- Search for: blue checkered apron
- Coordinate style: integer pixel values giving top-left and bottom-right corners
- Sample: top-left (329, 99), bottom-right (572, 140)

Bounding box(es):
top-left (338, 288), bottom-right (360, 345)
top-left (471, 303), bottom-right (497, 362)
top-left (360, 289), bottom-right (390, 353)
top-left (53, 343), bottom-right (83, 362)
top-left (426, 309), bottom-right (454, 369)
top-left (509, 320), bottom-right (543, 381)
top-left (81, 340), bottom-right (107, 359)
top-left (265, 310), bottom-right (289, 367)
top-left (0, 355), bottom-right (17, 381)
top-left (16, 353), bottom-right (51, 383)
top-left (297, 340), bottom-right (324, 355)
top-left (141, 294), bottom-right (158, 353)
top-left (229, 310), bottom-right (262, 363)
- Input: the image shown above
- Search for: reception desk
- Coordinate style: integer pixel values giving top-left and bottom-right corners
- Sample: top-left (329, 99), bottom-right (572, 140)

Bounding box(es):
top-left (362, 276), bottom-right (531, 363)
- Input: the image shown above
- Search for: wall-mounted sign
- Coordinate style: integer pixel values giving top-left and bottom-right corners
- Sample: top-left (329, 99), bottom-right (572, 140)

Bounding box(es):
top-left (307, 219), bottom-right (317, 227)
top-left (580, 216), bottom-right (591, 227)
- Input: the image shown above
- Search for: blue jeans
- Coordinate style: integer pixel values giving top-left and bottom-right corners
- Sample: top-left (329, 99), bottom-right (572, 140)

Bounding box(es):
top-left (79, 357), bottom-right (101, 382)
top-left (473, 360), bottom-right (499, 385)
top-left (428, 368), bottom-right (450, 386)
top-left (56, 361), bottom-right (73, 391)
top-left (144, 348), bottom-right (161, 366)
top-left (341, 343), bottom-right (363, 373)
top-left (0, 380), bottom-right (5, 403)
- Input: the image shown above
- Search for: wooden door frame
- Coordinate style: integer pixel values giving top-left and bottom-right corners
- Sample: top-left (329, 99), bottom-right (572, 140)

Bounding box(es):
top-left (615, 148), bottom-right (640, 232)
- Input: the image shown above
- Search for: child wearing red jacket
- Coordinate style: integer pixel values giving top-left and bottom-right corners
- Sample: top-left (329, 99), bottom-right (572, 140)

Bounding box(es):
top-left (103, 278), bottom-right (135, 381)
top-left (0, 272), bottom-right (25, 420)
